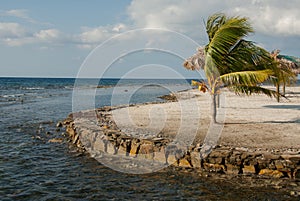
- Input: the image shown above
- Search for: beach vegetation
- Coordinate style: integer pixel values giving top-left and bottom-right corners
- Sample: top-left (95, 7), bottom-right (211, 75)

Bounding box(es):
top-left (184, 13), bottom-right (283, 123)
top-left (270, 50), bottom-right (298, 102)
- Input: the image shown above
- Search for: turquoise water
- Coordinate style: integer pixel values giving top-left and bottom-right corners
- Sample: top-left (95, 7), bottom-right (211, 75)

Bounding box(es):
top-left (0, 77), bottom-right (297, 200)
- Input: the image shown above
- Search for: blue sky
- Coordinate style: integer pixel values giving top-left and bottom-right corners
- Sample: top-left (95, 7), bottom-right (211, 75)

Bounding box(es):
top-left (1, 0), bottom-right (300, 78)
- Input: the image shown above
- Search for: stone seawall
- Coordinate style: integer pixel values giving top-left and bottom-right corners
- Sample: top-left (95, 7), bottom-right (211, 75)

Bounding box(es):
top-left (63, 106), bottom-right (300, 179)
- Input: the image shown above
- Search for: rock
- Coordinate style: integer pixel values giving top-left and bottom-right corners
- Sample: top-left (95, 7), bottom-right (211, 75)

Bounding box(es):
top-left (102, 125), bottom-right (109, 129)
top-left (290, 191), bottom-right (300, 197)
top-left (259, 169), bottom-right (284, 178)
top-left (294, 168), bottom-right (300, 179)
top-left (190, 151), bottom-right (201, 168)
top-left (261, 153), bottom-right (281, 161)
top-left (129, 141), bottom-right (140, 157)
top-left (226, 164), bottom-right (241, 174)
top-left (178, 158), bottom-right (192, 168)
top-left (209, 149), bottom-right (232, 158)
top-left (281, 155), bottom-right (300, 163)
top-left (48, 138), bottom-right (63, 143)
top-left (203, 163), bottom-right (225, 173)
top-left (158, 94), bottom-right (177, 101)
top-left (138, 144), bottom-right (154, 159)
top-left (208, 157), bottom-right (223, 164)
top-left (153, 146), bottom-right (166, 164)
top-left (56, 122), bottom-right (63, 127)
top-left (274, 160), bottom-right (285, 169)
top-left (243, 165), bottom-right (256, 174)
top-left (73, 134), bottom-right (79, 144)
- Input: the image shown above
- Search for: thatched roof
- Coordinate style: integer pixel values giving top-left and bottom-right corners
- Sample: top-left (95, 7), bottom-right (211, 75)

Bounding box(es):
top-left (183, 47), bottom-right (205, 70)
top-left (271, 50), bottom-right (300, 74)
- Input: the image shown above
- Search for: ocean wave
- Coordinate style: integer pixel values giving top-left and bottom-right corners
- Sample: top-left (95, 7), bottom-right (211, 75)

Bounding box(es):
top-left (22, 87), bottom-right (45, 90)
top-left (1, 93), bottom-right (25, 98)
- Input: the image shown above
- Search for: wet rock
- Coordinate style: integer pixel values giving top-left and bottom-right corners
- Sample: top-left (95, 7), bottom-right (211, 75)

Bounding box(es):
top-left (48, 138), bottom-right (63, 143)
top-left (73, 134), bottom-right (79, 144)
top-left (158, 94), bottom-right (177, 102)
top-left (56, 122), bottom-right (63, 127)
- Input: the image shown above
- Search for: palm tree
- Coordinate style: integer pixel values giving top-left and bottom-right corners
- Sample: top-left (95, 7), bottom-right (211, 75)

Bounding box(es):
top-left (184, 13), bottom-right (279, 123)
top-left (270, 50), bottom-right (297, 102)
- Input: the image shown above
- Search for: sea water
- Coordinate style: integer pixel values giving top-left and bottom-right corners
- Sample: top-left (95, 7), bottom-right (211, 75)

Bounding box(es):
top-left (0, 77), bottom-right (297, 200)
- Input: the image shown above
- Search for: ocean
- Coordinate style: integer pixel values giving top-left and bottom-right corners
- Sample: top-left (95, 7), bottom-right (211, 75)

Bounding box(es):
top-left (0, 77), bottom-right (297, 200)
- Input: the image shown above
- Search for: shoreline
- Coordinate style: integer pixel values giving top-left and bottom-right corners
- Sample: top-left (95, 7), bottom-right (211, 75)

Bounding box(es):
top-left (61, 86), bottom-right (300, 196)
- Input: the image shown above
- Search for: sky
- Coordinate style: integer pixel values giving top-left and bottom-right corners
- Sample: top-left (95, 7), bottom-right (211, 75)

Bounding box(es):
top-left (1, 0), bottom-right (300, 78)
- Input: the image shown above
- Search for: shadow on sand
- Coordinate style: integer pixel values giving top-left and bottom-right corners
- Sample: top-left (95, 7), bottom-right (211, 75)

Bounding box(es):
top-left (225, 119), bottom-right (300, 125)
top-left (263, 105), bottom-right (300, 110)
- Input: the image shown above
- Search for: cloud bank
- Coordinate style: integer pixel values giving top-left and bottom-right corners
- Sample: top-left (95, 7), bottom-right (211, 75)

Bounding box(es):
top-left (0, 1), bottom-right (300, 52)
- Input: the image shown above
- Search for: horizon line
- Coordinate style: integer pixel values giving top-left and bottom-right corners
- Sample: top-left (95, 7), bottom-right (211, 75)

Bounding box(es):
top-left (0, 76), bottom-right (203, 79)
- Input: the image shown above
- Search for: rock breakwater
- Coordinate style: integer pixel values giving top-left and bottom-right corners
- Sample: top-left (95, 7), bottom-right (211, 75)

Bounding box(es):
top-left (63, 106), bottom-right (300, 180)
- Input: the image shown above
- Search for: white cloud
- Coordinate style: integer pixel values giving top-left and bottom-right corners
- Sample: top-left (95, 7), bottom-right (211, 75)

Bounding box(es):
top-left (127, 0), bottom-right (300, 38)
top-left (76, 44), bottom-right (94, 50)
top-left (79, 26), bottom-right (111, 43)
top-left (127, 0), bottom-right (227, 31)
top-left (76, 23), bottom-right (127, 48)
top-left (1, 1), bottom-right (300, 51)
top-left (112, 24), bottom-right (127, 32)
top-left (0, 22), bottom-right (27, 38)
top-left (0, 23), bottom-right (128, 48)
top-left (0, 9), bottom-right (51, 25)
top-left (232, 0), bottom-right (300, 36)
top-left (4, 9), bottom-right (30, 20)
top-left (34, 29), bottom-right (61, 41)
top-left (3, 37), bottom-right (34, 46)
top-left (0, 25), bottom-right (64, 46)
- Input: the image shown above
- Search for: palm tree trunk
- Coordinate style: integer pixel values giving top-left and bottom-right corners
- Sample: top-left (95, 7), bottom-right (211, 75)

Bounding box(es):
top-left (217, 94), bottom-right (220, 108)
top-left (283, 82), bottom-right (286, 96)
top-left (276, 83), bottom-right (280, 102)
top-left (211, 94), bottom-right (217, 123)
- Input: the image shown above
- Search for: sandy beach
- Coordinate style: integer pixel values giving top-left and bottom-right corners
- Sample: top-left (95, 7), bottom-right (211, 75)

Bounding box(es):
top-left (63, 84), bottom-right (300, 197)
top-left (111, 85), bottom-right (300, 151)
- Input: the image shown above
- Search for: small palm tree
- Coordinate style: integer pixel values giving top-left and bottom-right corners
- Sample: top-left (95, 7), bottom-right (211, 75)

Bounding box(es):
top-left (270, 50), bottom-right (297, 102)
top-left (184, 13), bottom-right (280, 123)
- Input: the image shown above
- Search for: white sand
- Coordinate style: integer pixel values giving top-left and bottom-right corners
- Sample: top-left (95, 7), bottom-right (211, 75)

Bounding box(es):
top-left (111, 86), bottom-right (300, 149)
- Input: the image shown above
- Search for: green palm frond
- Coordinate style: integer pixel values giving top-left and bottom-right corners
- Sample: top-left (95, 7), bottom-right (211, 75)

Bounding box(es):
top-left (205, 13), bottom-right (275, 76)
top-left (206, 13), bottom-right (253, 66)
top-left (206, 13), bottom-right (227, 42)
top-left (225, 40), bottom-right (275, 71)
top-left (228, 85), bottom-right (282, 98)
top-left (220, 70), bottom-right (273, 86)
